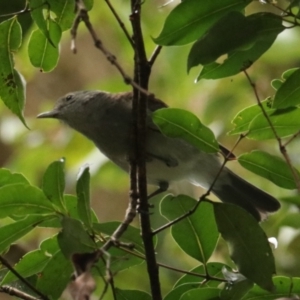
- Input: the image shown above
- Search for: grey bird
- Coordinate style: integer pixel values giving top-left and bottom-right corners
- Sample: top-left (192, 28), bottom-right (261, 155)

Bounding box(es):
top-left (37, 90), bottom-right (280, 221)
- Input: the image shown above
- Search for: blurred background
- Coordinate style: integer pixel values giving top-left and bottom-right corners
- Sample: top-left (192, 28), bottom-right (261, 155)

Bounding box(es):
top-left (1, 0), bottom-right (300, 298)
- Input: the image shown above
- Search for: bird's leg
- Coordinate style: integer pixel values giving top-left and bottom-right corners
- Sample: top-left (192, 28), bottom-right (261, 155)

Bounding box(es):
top-left (147, 181), bottom-right (169, 200)
top-left (137, 182), bottom-right (169, 215)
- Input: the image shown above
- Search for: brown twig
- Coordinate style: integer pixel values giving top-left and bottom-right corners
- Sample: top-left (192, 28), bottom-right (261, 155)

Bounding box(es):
top-left (70, 0), bottom-right (151, 97)
top-left (0, 256), bottom-right (48, 300)
top-left (149, 45), bottom-right (162, 67)
top-left (243, 70), bottom-right (300, 192)
top-left (129, 0), bottom-right (162, 299)
top-left (0, 286), bottom-right (40, 300)
top-left (104, 0), bottom-right (135, 48)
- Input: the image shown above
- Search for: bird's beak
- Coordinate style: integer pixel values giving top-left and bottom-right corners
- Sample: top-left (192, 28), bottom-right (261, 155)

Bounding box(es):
top-left (37, 110), bottom-right (59, 119)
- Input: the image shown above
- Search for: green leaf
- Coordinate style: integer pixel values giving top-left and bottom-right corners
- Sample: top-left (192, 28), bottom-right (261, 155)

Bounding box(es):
top-left (76, 166), bottom-right (92, 229)
top-left (0, 18), bottom-right (27, 126)
top-left (154, 0), bottom-right (252, 46)
top-left (238, 150), bottom-right (299, 189)
top-left (29, 0), bottom-right (57, 45)
top-left (165, 283), bottom-right (200, 300)
top-left (93, 222), bottom-right (145, 254)
top-left (248, 107), bottom-right (300, 140)
top-left (83, 0), bottom-right (93, 10)
top-left (116, 288), bottom-right (151, 300)
top-left (160, 195), bottom-right (219, 263)
top-left (42, 159), bottom-right (66, 212)
top-left (0, 184), bottom-right (55, 218)
top-left (221, 279), bottom-right (253, 300)
top-left (36, 250), bottom-right (73, 299)
top-left (0, 169), bottom-right (29, 187)
top-left (279, 213), bottom-right (300, 229)
top-left (152, 108), bottom-right (219, 153)
top-left (229, 100), bottom-right (271, 135)
top-left (181, 287), bottom-right (221, 300)
top-left (48, 0), bottom-right (76, 31)
top-left (271, 79), bottom-right (283, 91)
top-left (58, 217), bottom-right (96, 258)
top-left (188, 11), bottom-right (259, 69)
top-left (0, 215), bottom-right (56, 254)
top-left (197, 13), bottom-right (284, 80)
top-left (175, 263), bottom-right (229, 288)
top-left (243, 276), bottom-right (300, 299)
top-left (273, 68), bottom-right (300, 109)
top-left (213, 202), bottom-right (275, 291)
top-left (28, 19), bottom-right (61, 72)
top-left (1, 235), bottom-right (59, 284)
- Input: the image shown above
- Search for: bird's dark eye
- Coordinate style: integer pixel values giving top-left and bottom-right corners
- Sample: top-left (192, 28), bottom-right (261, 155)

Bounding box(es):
top-left (66, 94), bottom-right (73, 101)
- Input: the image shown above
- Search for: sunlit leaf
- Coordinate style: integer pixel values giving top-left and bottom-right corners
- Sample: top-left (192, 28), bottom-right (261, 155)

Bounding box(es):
top-left (248, 107), bottom-right (300, 140)
top-left (76, 166), bottom-right (92, 229)
top-left (273, 68), bottom-right (300, 109)
top-left (0, 184), bottom-right (55, 218)
top-left (154, 0), bottom-right (252, 46)
top-left (238, 150), bottom-right (299, 189)
top-left (160, 195), bottom-right (219, 263)
top-left (0, 169), bottom-right (29, 187)
top-left (229, 100), bottom-right (271, 135)
top-left (0, 215), bottom-right (56, 253)
top-left (42, 159), bottom-right (66, 212)
top-left (0, 18), bottom-right (27, 126)
top-left (152, 108), bottom-right (219, 153)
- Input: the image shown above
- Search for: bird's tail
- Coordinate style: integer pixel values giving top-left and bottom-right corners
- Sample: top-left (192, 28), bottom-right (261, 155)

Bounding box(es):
top-left (211, 168), bottom-right (281, 221)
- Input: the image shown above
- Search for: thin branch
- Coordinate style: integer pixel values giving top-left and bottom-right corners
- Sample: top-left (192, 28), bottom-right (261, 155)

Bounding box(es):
top-left (283, 130), bottom-right (300, 147)
top-left (243, 70), bottom-right (300, 192)
top-left (70, 0), bottom-right (152, 97)
top-left (0, 286), bottom-right (40, 300)
top-left (149, 45), bottom-right (162, 67)
top-left (104, 0), bottom-right (135, 48)
top-left (0, 256), bottom-right (48, 300)
top-left (129, 1), bottom-right (162, 299)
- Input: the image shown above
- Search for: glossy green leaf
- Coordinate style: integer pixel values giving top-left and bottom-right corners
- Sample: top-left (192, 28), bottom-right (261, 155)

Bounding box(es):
top-left (93, 222), bottom-right (145, 254)
top-left (280, 195), bottom-right (300, 206)
top-left (238, 150), bottom-right (299, 189)
top-left (221, 279), bottom-right (253, 300)
top-left (0, 18), bottom-right (27, 126)
top-left (152, 108), bottom-right (219, 153)
top-left (36, 250), bottom-right (73, 299)
top-left (164, 283), bottom-right (199, 300)
top-left (1, 235), bottom-right (59, 284)
top-left (160, 195), bottom-right (219, 263)
top-left (242, 276), bottom-right (300, 299)
top-left (28, 19), bottom-right (61, 72)
top-left (42, 159), bottom-right (66, 212)
top-left (181, 287), bottom-right (221, 299)
top-left (197, 13), bottom-right (284, 80)
top-left (58, 217), bottom-right (96, 258)
top-left (83, 0), bottom-right (93, 10)
top-left (29, 0), bottom-right (57, 45)
top-left (175, 263), bottom-right (229, 288)
top-left (229, 100), bottom-right (271, 135)
top-left (115, 288), bottom-right (151, 300)
top-left (0, 215), bottom-right (55, 254)
top-left (0, 184), bottom-right (55, 218)
top-left (76, 166), bottom-right (92, 229)
top-left (273, 68), bottom-right (300, 109)
top-left (248, 107), bottom-right (300, 140)
top-left (154, 0), bottom-right (252, 46)
top-left (0, 169), bottom-right (29, 187)
top-left (48, 0), bottom-right (76, 31)
top-left (213, 202), bottom-right (275, 291)
top-left (271, 79), bottom-right (283, 91)
top-left (188, 11), bottom-right (259, 69)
